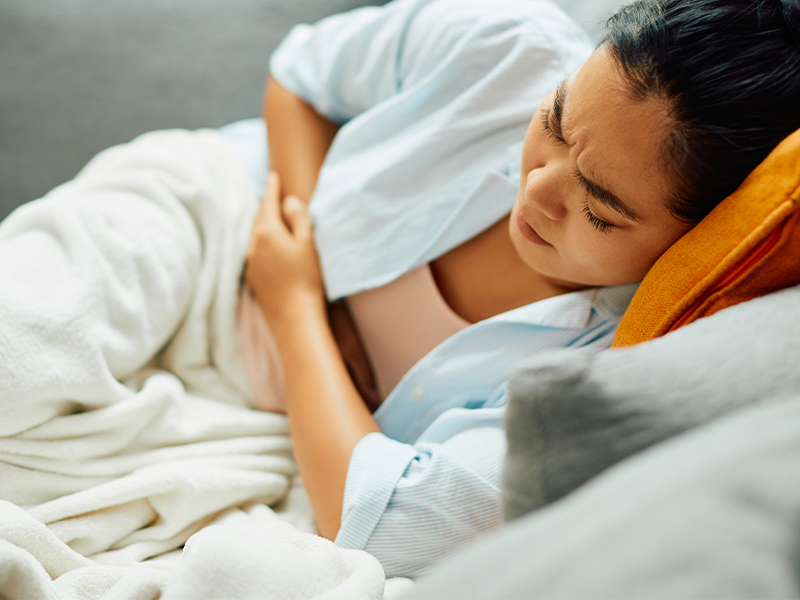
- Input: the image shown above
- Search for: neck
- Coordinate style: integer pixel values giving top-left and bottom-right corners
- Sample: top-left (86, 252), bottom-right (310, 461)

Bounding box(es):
top-left (430, 215), bottom-right (581, 323)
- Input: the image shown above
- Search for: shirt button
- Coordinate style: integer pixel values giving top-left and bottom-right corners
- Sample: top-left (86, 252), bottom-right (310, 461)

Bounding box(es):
top-left (412, 387), bottom-right (426, 401)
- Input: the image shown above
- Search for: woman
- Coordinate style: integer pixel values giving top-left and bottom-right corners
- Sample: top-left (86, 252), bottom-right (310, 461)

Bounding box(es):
top-left (242, 0), bottom-right (800, 577)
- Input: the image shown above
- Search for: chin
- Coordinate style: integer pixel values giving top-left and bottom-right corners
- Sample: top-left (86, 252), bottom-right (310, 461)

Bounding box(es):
top-left (525, 256), bottom-right (609, 291)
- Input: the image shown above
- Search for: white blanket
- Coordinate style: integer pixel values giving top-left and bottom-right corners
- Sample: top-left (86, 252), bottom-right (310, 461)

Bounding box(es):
top-left (0, 129), bottom-right (402, 599)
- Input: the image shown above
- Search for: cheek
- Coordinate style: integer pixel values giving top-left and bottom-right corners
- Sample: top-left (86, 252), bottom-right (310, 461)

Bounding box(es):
top-left (599, 235), bottom-right (668, 282)
top-left (565, 226), bottom-right (615, 266)
top-left (562, 227), bottom-right (654, 284)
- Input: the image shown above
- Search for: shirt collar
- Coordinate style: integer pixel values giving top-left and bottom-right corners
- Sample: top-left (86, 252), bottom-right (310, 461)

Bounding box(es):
top-left (486, 283), bottom-right (638, 330)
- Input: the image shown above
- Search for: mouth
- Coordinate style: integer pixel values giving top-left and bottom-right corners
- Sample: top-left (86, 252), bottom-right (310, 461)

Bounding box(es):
top-left (516, 210), bottom-right (552, 246)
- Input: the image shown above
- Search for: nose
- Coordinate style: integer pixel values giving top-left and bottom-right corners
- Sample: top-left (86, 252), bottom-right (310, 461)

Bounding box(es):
top-left (524, 165), bottom-right (568, 221)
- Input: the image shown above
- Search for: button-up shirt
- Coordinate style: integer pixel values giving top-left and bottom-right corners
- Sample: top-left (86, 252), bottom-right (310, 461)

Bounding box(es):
top-left (265, 0), bottom-right (633, 578)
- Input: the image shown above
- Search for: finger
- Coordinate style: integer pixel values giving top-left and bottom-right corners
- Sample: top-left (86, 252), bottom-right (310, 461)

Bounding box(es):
top-left (281, 195), bottom-right (312, 236)
top-left (254, 171), bottom-right (282, 228)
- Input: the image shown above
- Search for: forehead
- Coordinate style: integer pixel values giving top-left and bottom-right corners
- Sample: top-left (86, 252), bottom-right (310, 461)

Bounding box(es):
top-left (563, 48), bottom-right (674, 222)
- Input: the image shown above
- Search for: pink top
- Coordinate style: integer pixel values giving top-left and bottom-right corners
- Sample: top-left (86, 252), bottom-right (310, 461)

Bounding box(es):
top-left (238, 284), bottom-right (286, 413)
top-left (239, 264), bottom-right (470, 412)
top-left (346, 264), bottom-right (470, 400)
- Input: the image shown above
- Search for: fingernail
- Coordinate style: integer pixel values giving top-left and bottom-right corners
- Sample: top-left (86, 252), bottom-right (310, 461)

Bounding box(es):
top-left (284, 196), bottom-right (303, 211)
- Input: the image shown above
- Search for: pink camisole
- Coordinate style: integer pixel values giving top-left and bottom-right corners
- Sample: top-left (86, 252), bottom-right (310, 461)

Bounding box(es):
top-left (239, 264), bottom-right (470, 412)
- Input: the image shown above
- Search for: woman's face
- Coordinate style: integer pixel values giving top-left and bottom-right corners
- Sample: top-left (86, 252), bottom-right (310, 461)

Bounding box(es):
top-left (510, 46), bottom-right (693, 290)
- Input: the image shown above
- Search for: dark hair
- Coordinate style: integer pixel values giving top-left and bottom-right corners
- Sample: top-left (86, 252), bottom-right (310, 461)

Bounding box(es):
top-left (601, 0), bottom-right (800, 222)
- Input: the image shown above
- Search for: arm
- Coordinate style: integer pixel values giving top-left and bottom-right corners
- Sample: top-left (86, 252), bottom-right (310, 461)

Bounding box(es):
top-left (263, 75), bottom-right (339, 204)
top-left (264, 76), bottom-right (378, 405)
top-left (245, 173), bottom-right (379, 540)
top-left (255, 0), bottom-right (569, 550)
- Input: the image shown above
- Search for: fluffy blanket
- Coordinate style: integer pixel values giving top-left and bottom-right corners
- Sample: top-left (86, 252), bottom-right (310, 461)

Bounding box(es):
top-left (0, 129), bottom-right (401, 599)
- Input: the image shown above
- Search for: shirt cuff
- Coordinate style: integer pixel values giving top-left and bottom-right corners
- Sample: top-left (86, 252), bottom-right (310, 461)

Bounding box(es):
top-left (268, 24), bottom-right (313, 103)
top-left (334, 432), bottom-right (419, 551)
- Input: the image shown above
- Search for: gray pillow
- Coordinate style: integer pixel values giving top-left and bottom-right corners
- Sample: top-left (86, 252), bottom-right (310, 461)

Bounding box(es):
top-left (409, 392), bottom-right (800, 599)
top-left (502, 283), bottom-right (800, 521)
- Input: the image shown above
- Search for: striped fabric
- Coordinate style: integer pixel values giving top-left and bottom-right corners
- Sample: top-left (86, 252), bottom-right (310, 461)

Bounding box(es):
top-left (335, 286), bottom-right (636, 577)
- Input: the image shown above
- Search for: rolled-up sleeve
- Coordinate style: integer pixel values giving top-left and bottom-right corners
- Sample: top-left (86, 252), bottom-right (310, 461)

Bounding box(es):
top-left (268, 0), bottom-right (588, 126)
top-left (268, 0), bottom-right (416, 123)
top-left (335, 409), bottom-right (507, 578)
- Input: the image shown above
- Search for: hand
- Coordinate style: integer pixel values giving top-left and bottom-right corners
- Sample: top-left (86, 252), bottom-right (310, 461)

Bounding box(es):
top-left (244, 172), bottom-right (325, 326)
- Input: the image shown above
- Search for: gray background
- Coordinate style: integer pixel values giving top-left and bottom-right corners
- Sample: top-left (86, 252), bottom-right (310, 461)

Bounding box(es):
top-left (0, 0), bottom-right (623, 222)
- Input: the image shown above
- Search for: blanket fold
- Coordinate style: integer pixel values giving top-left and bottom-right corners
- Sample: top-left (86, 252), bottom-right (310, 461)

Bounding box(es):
top-left (0, 129), bottom-right (292, 551)
top-left (0, 129), bottom-right (395, 599)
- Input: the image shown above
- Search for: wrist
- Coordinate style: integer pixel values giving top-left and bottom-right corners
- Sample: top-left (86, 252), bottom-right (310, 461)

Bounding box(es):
top-left (265, 290), bottom-right (328, 341)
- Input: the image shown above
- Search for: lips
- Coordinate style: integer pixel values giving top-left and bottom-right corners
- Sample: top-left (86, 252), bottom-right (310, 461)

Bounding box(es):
top-left (516, 210), bottom-right (551, 246)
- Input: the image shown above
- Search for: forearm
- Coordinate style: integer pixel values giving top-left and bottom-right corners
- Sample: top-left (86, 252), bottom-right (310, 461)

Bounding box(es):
top-left (258, 82), bottom-right (369, 536)
top-left (269, 296), bottom-right (380, 540)
top-left (263, 75), bottom-right (340, 203)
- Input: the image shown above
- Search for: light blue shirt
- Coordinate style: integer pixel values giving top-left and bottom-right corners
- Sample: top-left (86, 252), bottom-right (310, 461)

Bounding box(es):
top-left (270, 0), bottom-right (593, 300)
top-left (233, 0), bottom-right (633, 579)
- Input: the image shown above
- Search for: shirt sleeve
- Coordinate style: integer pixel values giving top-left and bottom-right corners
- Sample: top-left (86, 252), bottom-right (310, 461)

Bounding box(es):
top-left (269, 0), bottom-right (592, 298)
top-left (334, 408), bottom-right (507, 578)
top-left (268, 0), bottom-right (418, 123)
top-left (269, 0), bottom-right (589, 124)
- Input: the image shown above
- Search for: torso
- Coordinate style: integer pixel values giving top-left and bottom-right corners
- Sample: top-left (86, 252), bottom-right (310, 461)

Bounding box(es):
top-left (346, 264), bottom-right (470, 400)
top-left (240, 213), bottom-right (583, 411)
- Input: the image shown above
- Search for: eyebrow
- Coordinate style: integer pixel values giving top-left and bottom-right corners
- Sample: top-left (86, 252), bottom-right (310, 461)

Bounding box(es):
top-left (550, 79), bottom-right (641, 223)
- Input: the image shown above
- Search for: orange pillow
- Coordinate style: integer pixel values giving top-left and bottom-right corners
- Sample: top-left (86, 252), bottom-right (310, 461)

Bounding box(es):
top-left (612, 128), bottom-right (800, 348)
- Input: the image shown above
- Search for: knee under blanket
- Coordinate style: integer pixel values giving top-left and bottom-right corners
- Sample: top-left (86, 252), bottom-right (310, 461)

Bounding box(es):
top-left (0, 129), bottom-right (392, 599)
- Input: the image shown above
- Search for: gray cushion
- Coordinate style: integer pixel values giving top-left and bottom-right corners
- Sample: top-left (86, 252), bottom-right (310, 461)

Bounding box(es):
top-left (0, 0), bottom-right (387, 221)
top-left (409, 392), bottom-right (800, 599)
top-left (410, 287), bottom-right (800, 598)
top-left (501, 283), bottom-right (800, 521)
top-left (0, 0), bottom-right (618, 222)
top-left (0, 0), bottom-right (631, 224)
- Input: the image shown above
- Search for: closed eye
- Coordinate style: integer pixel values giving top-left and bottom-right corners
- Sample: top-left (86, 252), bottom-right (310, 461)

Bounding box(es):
top-left (540, 108), bottom-right (567, 147)
top-left (541, 80), bottom-right (635, 228)
top-left (581, 201), bottom-right (615, 233)
top-left (540, 110), bottom-right (614, 233)
top-left (574, 168), bottom-right (615, 233)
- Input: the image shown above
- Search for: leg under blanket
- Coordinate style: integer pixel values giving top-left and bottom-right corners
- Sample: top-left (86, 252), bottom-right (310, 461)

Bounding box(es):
top-left (0, 129), bottom-right (389, 598)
